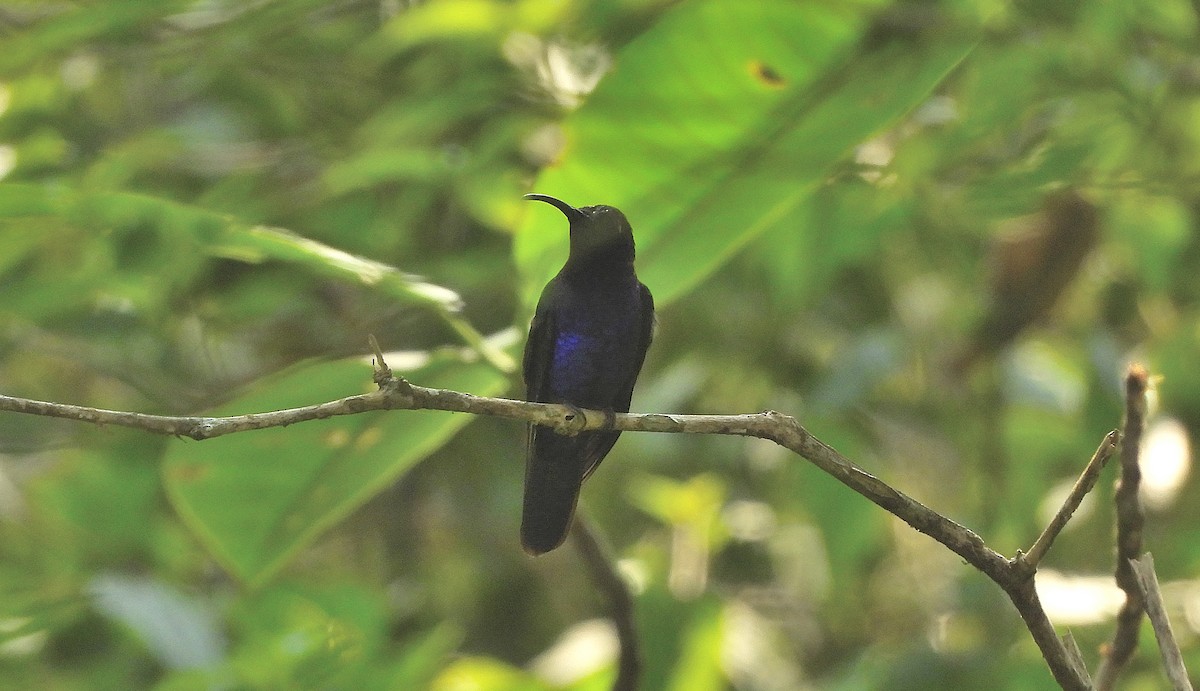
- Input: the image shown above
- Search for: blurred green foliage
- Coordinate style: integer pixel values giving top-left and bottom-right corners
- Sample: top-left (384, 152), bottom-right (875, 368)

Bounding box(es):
top-left (2, 0), bottom-right (1200, 688)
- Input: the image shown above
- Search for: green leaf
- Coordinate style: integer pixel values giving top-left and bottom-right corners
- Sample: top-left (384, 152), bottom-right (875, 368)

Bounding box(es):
top-left (0, 1), bottom-right (190, 76)
top-left (0, 183), bottom-right (514, 370)
top-left (0, 183), bottom-right (462, 312)
top-left (383, 625), bottom-right (464, 690)
top-left (430, 656), bottom-right (545, 691)
top-left (515, 0), bottom-right (974, 306)
top-left (88, 573), bottom-right (224, 670)
top-left (164, 354), bottom-right (509, 586)
top-left (666, 599), bottom-right (726, 691)
top-left (0, 181), bottom-right (57, 216)
top-left (1110, 192), bottom-right (1191, 292)
top-left (214, 224), bottom-right (465, 311)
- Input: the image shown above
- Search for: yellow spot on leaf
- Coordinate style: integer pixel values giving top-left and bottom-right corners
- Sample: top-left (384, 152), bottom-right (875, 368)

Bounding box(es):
top-left (323, 428), bottom-right (351, 448)
top-left (354, 426), bottom-right (383, 451)
top-left (749, 60), bottom-right (786, 88)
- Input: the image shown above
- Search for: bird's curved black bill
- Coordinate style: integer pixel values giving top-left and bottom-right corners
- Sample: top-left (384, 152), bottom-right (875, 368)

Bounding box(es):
top-left (524, 193), bottom-right (586, 222)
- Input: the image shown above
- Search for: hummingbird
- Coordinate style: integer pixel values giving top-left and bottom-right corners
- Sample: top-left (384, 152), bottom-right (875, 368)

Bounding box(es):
top-left (520, 194), bottom-right (655, 555)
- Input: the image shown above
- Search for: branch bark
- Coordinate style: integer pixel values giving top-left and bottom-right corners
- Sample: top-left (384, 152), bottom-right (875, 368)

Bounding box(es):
top-left (1129, 553), bottom-right (1193, 691)
top-left (1096, 364), bottom-right (1150, 690)
top-left (1023, 432), bottom-right (1120, 570)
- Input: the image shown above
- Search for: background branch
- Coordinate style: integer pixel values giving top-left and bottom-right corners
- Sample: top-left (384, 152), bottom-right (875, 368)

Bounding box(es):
top-left (1096, 364), bottom-right (1150, 690)
top-left (570, 516), bottom-right (640, 691)
top-left (1129, 553), bottom-right (1193, 691)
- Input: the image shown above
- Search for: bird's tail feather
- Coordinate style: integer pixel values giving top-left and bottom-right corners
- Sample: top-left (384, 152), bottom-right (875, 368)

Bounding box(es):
top-left (521, 430), bottom-right (590, 555)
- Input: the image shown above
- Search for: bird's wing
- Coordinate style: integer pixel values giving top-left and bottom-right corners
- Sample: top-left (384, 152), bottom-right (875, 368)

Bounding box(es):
top-left (521, 288), bottom-right (587, 554)
top-left (616, 282), bottom-right (655, 412)
top-left (522, 294), bottom-right (557, 404)
top-left (581, 282), bottom-right (655, 479)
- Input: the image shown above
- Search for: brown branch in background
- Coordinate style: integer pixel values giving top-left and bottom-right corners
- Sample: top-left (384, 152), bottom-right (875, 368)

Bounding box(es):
top-left (1096, 364), bottom-right (1149, 691)
top-left (570, 517), bottom-right (640, 691)
top-left (1129, 554), bottom-right (1194, 691)
top-left (1022, 431), bottom-right (1121, 570)
top-left (952, 189), bottom-right (1100, 373)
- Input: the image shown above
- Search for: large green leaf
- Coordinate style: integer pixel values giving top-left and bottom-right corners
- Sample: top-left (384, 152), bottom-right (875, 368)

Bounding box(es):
top-left (164, 354), bottom-right (509, 586)
top-left (0, 184), bottom-right (461, 311)
top-left (0, 183), bottom-right (513, 370)
top-left (514, 0), bottom-right (974, 306)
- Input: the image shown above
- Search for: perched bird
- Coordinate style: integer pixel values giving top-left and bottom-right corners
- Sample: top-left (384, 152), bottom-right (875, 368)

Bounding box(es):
top-left (520, 194), bottom-right (655, 555)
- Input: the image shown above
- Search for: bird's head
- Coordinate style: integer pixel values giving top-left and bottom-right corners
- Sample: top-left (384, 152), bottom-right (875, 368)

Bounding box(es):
top-left (524, 194), bottom-right (635, 269)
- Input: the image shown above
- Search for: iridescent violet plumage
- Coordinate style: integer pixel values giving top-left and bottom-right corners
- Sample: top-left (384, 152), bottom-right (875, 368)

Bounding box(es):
top-left (520, 194), bottom-right (655, 554)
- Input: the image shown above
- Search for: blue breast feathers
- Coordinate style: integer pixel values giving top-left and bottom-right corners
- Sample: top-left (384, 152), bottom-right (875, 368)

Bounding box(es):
top-left (551, 330), bottom-right (588, 372)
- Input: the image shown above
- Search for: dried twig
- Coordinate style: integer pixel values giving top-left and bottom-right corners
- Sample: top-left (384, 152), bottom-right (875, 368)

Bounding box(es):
top-left (1096, 364), bottom-right (1150, 690)
top-left (1060, 632), bottom-right (1093, 686)
top-left (1023, 431), bottom-right (1121, 569)
top-left (1004, 576), bottom-right (1092, 690)
top-left (1129, 553), bottom-right (1193, 691)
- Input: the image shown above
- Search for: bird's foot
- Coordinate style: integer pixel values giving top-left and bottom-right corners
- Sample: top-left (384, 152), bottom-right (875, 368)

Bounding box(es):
top-left (558, 403), bottom-right (587, 436)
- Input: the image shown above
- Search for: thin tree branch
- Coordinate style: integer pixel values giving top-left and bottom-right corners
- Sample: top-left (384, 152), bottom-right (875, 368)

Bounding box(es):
top-left (1022, 431), bottom-right (1121, 569)
top-left (0, 364), bottom-right (1132, 690)
top-left (1004, 577), bottom-right (1093, 691)
top-left (570, 516), bottom-right (640, 691)
top-left (999, 429), bottom-right (1122, 691)
top-left (1096, 364), bottom-right (1150, 691)
top-left (1061, 632), bottom-right (1094, 687)
top-left (0, 379), bottom-right (1007, 566)
top-left (1129, 553), bottom-right (1193, 691)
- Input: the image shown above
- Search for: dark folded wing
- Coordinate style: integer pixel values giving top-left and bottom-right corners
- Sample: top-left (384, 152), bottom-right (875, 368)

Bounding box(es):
top-left (582, 282), bottom-right (654, 479)
top-left (522, 294), bottom-right (556, 404)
